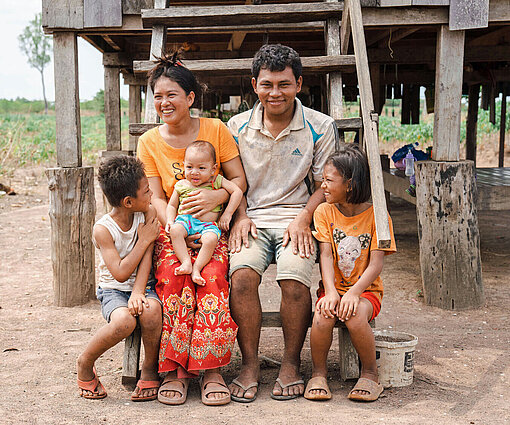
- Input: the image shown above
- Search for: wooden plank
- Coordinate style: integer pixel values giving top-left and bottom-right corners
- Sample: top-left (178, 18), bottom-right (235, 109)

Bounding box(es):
top-left (104, 66), bottom-right (122, 151)
top-left (382, 170), bottom-right (417, 205)
top-left (410, 84), bottom-right (420, 124)
top-left (489, 84), bottom-right (496, 125)
top-left (340, 3), bottom-right (351, 55)
top-left (401, 84), bottom-right (411, 125)
top-left (466, 84), bottom-right (480, 164)
top-left (122, 324), bottom-right (141, 388)
top-left (467, 26), bottom-right (510, 46)
top-left (134, 55), bottom-right (357, 75)
top-left (141, 2), bottom-right (344, 28)
top-left (347, 0), bottom-right (391, 248)
top-left (450, 0), bottom-right (489, 31)
top-left (53, 32), bottom-right (82, 167)
top-left (84, 0), bottom-right (122, 28)
top-left (499, 91), bottom-right (507, 167)
top-left (123, 72), bottom-right (147, 86)
top-left (130, 123), bottom-right (161, 136)
top-left (335, 117), bottom-right (363, 131)
top-left (415, 161), bottom-right (483, 310)
top-left (432, 26), bottom-right (465, 161)
top-left (129, 85), bottom-right (142, 152)
top-left (325, 0), bottom-right (344, 123)
top-left (45, 167), bottom-right (96, 307)
top-left (42, 0), bottom-right (83, 29)
top-left (412, 0), bottom-right (449, 4)
top-left (103, 52), bottom-right (132, 67)
top-left (379, 0), bottom-right (412, 6)
top-left (123, 0), bottom-right (153, 14)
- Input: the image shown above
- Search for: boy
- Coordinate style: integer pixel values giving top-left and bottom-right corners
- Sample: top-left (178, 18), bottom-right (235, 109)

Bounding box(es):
top-left (77, 155), bottom-right (162, 401)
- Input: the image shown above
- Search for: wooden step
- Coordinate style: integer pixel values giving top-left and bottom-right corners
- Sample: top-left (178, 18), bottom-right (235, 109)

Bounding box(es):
top-left (133, 55), bottom-right (356, 76)
top-left (141, 2), bottom-right (344, 28)
top-left (130, 117), bottom-right (362, 137)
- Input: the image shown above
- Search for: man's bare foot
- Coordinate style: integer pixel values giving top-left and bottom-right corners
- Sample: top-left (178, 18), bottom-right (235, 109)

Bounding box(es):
top-left (272, 364), bottom-right (304, 399)
top-left (191, 267), bottom-right (206, 286)
top-left (229, 365), bottom-right (260, 402)
top-left (76, 357), bottom-right (106, 398)
top-left (175, 260), bottom-right (192, 276)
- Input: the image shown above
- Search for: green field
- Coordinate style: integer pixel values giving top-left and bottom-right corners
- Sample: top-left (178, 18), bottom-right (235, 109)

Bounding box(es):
top-left (0, 97), bottom-right (508, 176)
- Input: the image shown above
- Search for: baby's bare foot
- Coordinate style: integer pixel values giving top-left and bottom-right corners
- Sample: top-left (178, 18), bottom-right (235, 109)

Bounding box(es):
top-left (175, 261), bottom-right (192, 276)
top-left (191, 267), bottom-right (206, 286)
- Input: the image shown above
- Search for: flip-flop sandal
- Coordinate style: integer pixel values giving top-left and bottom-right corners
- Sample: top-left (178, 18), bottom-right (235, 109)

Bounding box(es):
top-left (77, 368), bottom-right (107, 400)
top-left (131, 379), bottom-right (161, 402)
top-left (270, 377), bottom-right (305, 401)
top-left (304, 376), bottom-right (332, 401)
top-left (157, 378), bottom-right (189, 405)
top-left (230, 378), bottom-right (259, 403)
top-left (200, 377), bottom-right (231, 406)
top-left (347, 377), bottom-right (384, 402)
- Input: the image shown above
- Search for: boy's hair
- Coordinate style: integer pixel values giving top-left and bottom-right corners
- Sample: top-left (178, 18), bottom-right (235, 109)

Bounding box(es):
top-left (326, 144), bottom-right (371, 204)
top-left (98, 155), bottom-right (146, 207)
top-left (251, 44), bottom-right (302, 81)
top-left (185, 140), bottom-right (217, 164)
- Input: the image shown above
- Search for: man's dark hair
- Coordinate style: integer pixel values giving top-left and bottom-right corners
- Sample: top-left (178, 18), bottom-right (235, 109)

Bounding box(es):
top-left (251, 44), bottom-right (302, 81)
top-left (98, 155), bottom-right (146, 207)
top-left (325, 144), bottom-right (371, 204)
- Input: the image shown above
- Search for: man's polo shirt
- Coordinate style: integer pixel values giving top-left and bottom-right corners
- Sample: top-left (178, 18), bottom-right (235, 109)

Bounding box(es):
top-left (227, 98), bottom-right (338, 229)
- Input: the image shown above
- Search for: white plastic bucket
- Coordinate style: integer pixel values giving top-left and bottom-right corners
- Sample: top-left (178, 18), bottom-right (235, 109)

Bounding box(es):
top-left (374, 330), bottom-right (418, 388)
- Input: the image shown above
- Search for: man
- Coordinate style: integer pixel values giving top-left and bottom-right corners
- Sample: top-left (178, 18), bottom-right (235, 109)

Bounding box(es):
top-left (227, 44), bottom-right (338, 402)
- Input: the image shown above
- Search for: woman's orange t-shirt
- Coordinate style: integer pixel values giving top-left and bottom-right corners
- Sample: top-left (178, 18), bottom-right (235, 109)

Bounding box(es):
top-left (137, 118), bottom-right (239, 198)
top-left (313, 202), bottom-right (396, 302)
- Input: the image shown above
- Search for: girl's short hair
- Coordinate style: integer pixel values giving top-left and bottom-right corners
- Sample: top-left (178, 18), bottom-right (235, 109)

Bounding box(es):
top-left (325, 144), bottom-right (371, 204)
top-left (147, 51), bottom-right (203, 98)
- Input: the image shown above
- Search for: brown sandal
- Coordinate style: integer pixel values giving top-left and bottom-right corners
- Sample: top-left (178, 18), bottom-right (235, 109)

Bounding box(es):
top-left (347, 377), bottom-right (383, 402)
top-left (304, 376), bottom-right (332, 401)
top-left (200, 376), bottom-right (231, 406)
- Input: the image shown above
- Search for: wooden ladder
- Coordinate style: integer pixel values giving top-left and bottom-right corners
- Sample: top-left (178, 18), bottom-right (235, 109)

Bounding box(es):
top-left (124, 0), bottom-right (391, 386)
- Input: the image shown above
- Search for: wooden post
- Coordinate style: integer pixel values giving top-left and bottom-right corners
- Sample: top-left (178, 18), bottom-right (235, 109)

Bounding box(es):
top-left (410, 84), bottom-right (420, 124)
top-left (466, 84), bottom-right (480, 164)
top-left (401, 84), bottom-right (411, 125)
top-left (104, 65), bottom-right (122, 151)
top-left (122, 324), bottom-right (141, 388)
top-left (499, 89), bottom-right (507, 167)
top-left (432, 26), bottom-right (465, 161)
top-left (46, 167), bottom-right (96, 307)
top-left (415, 161), bottom-right (484, 310)
top-left (53, 32), bottom-right (81, 167)
top-left (129, 84), bottom-right (142, 152)
top-left (489, 84), bottom-right (496, 125)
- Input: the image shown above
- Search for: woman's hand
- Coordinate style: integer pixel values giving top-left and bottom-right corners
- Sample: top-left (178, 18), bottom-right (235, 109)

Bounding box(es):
top-left (337, 289), bottom-right (360, 322)
top-left (316, 291), bottom-right (340, 319)
top-left (185, 233), bottom-right (202, 249)
top-left (180, 188), bottom-right (227, 218)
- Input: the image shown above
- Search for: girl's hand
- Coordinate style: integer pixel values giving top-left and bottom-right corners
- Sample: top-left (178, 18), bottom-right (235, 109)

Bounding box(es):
top-left (337, 290), bottom-right (360, 322)
top-left (180, 188), bottom-right (226, 218)
top-left (316, 291), bottom-right (340, 319)
top-left (128, 292), bottom-right (149, 317)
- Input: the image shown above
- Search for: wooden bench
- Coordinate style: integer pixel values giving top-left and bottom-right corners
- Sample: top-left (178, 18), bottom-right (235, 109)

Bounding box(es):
top-left (122, 312), bottom-right (374, 387)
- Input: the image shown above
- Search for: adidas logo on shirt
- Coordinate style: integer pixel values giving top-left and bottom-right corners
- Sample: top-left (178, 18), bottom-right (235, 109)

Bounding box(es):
top-left (291, 148), bottom-right (302, 156)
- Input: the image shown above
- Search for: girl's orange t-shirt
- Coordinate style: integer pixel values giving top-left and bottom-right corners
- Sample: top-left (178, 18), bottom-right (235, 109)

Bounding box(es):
top-left (313, 202), bottom-right (396, 301)
top-left (137, 118), bottom-right (239, 199)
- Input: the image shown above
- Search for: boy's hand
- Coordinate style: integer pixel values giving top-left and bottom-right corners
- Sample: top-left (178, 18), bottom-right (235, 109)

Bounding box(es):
top-left (138, 216), bottom-right (160, 244)
top-left (128, 292), bottom-right (150, 316)
top-left (316, 291), bottom-right (340, 319)
top-left (218, 213), bottom-right (232, 232)
top-left (337, 289), bottom-right (360, 322)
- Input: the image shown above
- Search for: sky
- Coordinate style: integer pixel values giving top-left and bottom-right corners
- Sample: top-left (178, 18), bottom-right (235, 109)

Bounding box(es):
top-left (2, 1), bottom-right (128, 101)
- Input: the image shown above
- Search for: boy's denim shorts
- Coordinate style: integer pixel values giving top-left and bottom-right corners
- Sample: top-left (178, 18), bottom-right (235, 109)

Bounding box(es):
top-left (96, 284), bottom-right (161, 322)
top-left (229, 228), bottom-right (317, 288)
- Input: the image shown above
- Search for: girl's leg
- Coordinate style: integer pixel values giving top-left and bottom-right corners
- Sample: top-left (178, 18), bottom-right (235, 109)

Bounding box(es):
top-left (77, 307), bottom-right (137, 396)
top-left (344, 298), bottom-right (378, 396)
top-left (191, 232), bottom-right (218, 285)
top-left (170, 224), bottom-right (192, 275)
top-left (308, 313), bottom-right (337, 397)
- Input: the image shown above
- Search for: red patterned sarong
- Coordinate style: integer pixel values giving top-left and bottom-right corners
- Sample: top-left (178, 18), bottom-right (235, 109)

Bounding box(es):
top-left (154, 227), bottom-right (237, 374)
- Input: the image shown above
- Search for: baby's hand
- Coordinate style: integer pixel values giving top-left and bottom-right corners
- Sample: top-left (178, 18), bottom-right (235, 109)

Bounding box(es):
top-left (218, 213), bottom-right (232, 231)
top-left (337, 290), bottom-right (360, 322)
top-left (128, 292), bottom-right (149, 317)
top-left (316, 291), bottom-right (340, 319)
top-left (165, 220), bottom-right (174, 234)
top-left (139, 216), bottom-right (160, 244)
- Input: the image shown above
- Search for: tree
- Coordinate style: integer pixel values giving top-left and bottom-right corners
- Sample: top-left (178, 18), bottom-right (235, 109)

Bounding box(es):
top-left (18, 13), bottom-right (51, 114)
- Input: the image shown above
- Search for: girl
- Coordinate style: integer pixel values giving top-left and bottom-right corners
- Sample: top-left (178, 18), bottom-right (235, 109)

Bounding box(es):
top-left (304, 145), bottom-right (396, 402)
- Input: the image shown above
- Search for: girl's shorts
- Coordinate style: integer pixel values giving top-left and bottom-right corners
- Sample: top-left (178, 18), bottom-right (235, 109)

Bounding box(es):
top-left (316, 286), bottom-right (381, 321)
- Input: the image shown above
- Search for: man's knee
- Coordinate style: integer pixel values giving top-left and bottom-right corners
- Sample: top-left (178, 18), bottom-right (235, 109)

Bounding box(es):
top-left (230, 268), bottom-right (260, 296)
top-left (280, 279), bottom-right (311, 304)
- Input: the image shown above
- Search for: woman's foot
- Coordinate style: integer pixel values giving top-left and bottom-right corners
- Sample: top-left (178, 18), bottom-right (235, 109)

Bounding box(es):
top-left (175, 260), bottom-right (192, 276)
top-left (201, 370), bottom-right (230, 405)
top-left (157, 372), bottom-right (189, 405)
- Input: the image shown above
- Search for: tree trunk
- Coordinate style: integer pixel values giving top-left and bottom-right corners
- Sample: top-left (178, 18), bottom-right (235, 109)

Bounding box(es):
top-left (40, 69), bottom-right (48, 115)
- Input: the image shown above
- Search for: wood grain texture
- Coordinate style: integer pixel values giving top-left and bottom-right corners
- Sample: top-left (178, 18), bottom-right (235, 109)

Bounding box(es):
top-left (466, 84), bottom-right (480, 164)
top-left (104, 66), bottom-right (122, 151)
top-left (450, 0), bottom-right (489, 30)
top-left (42, 0), bottom-right (83, 29)
top-left (129, 85), bottom-right (142, 152)
top-left (415, 161), bottom-right (484, 310)
top-left (325, 0), bottom-right (344, 121)
top-left (122, 324), bottom-right (141, 387)
top-left (84, 0), bottom-right (122, 28)
top-left (498, 92), bottom-right (507, 167)
top-left (46, 167), bottom-right (96, 307)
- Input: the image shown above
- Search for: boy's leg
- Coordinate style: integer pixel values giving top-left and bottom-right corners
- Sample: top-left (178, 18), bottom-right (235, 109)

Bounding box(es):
top-left (308, 313), bottom-right (336, 397)
top-left (191, 231), bottom-right (218, 285)
top-left (77, 307), bottom-right (137, 397)
top-left (133, 297), bottom-right (163, 399)
top-left (170, 224), bottom-right (192, 275)
top-left (344, 298), bottom-right (378, 396)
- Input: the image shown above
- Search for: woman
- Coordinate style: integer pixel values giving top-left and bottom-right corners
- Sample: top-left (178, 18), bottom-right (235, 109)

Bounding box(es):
top-left (137, 53), bottom-right (246, 406)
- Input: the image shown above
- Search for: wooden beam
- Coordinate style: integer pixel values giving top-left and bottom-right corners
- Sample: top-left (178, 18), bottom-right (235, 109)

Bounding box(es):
top-left (449, 0), bottom-right (489, 31)
top-left (467, 26), bottom-right (510, 46)
top-left (102, 35), bottom-right (123, 51)
top-left (499, 90), bottom-right (507, 167)
top-left (129, 85), bottom-right (142, 152)
top-left (377, 27), bottom-right (419, 48)
top-left (432, 26), bottom-right (465, 161)
top-left (42, 0), bottom-right (83, 29)
top-left (103, 52), bottom-right (132, 67)
top-left (104, 66), bottom-right (122, 151)
top-left (489, 84), bottom-right (497, 125)
top-left (325, 0), bottom-right (344, 122)
top-left (401, 84), bottom-right (411, 124)
top-left (227, 0), bottom-right (252, 52)
top-left (53, 32), bottom-right (82, 167)
top-left (84, 0), bottom-right (122, 28)
top-left (410, 84), bottom-right (420, 124)
top-left (340, 3), bottom-right (351, 54)
top-left (466, 84), bottom-right (480, 164)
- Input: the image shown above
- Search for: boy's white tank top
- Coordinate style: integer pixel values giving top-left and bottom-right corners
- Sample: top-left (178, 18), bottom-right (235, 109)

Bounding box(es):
top-left (93, 212), bottom-right (145, 292)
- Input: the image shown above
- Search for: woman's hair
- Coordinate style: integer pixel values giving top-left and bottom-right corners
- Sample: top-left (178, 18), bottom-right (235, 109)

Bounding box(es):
top-left (251, 44), bottom-right (302, 81)
top-left (147, 50), bottom-right (203, 98)
top-left (185, 140), bottom-right (217, 164)
top-left (325, 144), bottom-right (371, 204)
top-left (98, 155), bottom-right (146, 207)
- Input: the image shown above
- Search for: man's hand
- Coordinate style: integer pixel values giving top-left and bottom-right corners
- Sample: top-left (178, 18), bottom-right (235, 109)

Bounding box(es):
top-left (138, 216), bottom-right (161, 245)
top-left (128, 291), bottom-right (149, 317)
top-left (282, 214), bottom-right (315, 258)
top-left (337, 289), bottom-right (361, 322)
top-left (316, 291), bottom-right (340, 319)
top-left (228, 216), bottom-right (257, 252)
top-left (180, 188), bottom-right (226, 218)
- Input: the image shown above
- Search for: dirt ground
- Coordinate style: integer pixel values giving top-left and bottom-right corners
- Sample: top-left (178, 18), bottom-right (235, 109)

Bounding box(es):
top-left (0, 166), bottom-right (509, 425)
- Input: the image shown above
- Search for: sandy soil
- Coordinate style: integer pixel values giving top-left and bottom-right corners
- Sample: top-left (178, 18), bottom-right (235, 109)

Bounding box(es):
top-left (0, 167), bottom-right (509, 425)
